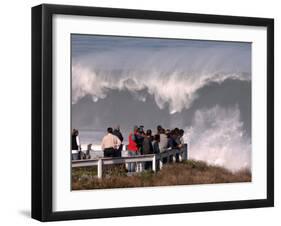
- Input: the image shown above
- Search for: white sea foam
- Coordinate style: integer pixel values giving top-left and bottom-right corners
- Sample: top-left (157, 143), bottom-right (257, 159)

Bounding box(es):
top-left (184, 105), bottom-right (251, 171)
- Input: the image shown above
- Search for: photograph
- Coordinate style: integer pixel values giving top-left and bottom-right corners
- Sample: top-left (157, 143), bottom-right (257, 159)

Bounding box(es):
top-left (71, 34), bottom-right (252, 190)
top-left (31, 3), bottom-right (274, 221)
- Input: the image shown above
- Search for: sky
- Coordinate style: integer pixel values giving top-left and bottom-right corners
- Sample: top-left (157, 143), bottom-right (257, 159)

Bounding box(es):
top-left (71, 34), bottom-right (252, 171)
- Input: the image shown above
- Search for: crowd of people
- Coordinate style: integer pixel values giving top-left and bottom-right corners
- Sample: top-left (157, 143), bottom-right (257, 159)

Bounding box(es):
top-left (126, 125), bottom-right (185, 171)
top-left (127, 125), bottom-right (185, 154)
top-left (71, 125), bottom-right (185, 169)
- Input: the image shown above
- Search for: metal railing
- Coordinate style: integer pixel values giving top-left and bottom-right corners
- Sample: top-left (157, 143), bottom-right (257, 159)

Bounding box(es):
top-left (72, 144), bottom-right (188, 178)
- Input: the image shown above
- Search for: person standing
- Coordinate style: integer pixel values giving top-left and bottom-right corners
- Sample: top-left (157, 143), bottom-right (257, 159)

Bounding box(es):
top-left (127, 126), bottom-right (139, 172)
top-left (143, 129), bottom-right (153, 155)
top-left (101, 127), bottom-right (121, 157)
top-left (178, 129), bottom-right (185, 148)
top-left (136, 125), bottom-right (145, 155)
top-left (153, 134), bottom-right (160, 154)
top-left (71, 129), bottom-right (80, 160)
top-left (168, 130), bottom-right (180, 149)
top-left (152, 134), bottom-right (161, 169)
top-left (159, 128), bottom-right (168, 153)
top-left (143, 129), bottom-right (154, 170)
top-left (157, 125), bottom-right (162, 135)
top-left (113, 125), bottom-right (124, 157)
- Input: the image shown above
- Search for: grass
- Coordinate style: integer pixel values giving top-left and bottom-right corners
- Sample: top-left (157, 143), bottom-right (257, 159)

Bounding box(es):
top-left (71, 160), bottom-right (251, 190)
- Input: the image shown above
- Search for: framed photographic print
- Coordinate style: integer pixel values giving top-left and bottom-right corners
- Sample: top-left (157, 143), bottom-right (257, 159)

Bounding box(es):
top-left (31, 4), bottom-right (274, 221)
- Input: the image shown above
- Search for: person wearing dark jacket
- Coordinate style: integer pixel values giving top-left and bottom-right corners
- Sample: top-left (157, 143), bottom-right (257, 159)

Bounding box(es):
top-left (153, 134), bottom-right (160, 154)
top-left (113, 125), bottom-right (123, 157)
top-left (136, 125), bottom-right (145, 154)
top-left (143, 130), bottom-right (154, 170)
top-left (167, 130), bottom-right (180, 149)
top-left (157, 125), bottom-right (162, 135)
top-left (71, 129), bottom-right (80, 160)
top-left (143, 129), bottom-right (153, 155)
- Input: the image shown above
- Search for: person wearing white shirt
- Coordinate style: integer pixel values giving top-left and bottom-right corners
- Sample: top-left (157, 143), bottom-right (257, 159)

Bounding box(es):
top-left (101, 127), bottom-right (121, 157)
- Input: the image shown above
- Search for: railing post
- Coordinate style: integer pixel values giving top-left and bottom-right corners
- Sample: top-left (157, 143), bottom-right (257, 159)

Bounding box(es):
top-left (97, 158), bottom-right (102, 178)
top-left (140, 162), bottom-right (144, 172)
top-left (159, 157), bottom-right (163, 169)
top-left (179, 154), bottom-right (183, 162)
top-left (125, 145), bottom-right (129, 170)
top-left (172, 153), bottom-right (176, 163)
top-left (137, 162), bottom-right (143, 172)
top-left (152, 155), bottom-right (156, 172)
top-left (183, 143), bottom-right (188, 160)
top-left (135, 162), bottom-right (139, 172)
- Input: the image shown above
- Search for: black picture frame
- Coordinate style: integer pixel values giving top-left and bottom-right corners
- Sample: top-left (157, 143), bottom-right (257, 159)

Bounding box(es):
top-left (32, 3), bottom-right (274, 222)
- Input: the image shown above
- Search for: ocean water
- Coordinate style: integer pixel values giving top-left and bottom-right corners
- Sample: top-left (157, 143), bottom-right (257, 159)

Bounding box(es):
top-left (78, 129), bottom-right (105, 145)
top-left (78, 129), bottom-right (129, 158)
top-left (78, 129), bottom-right (131, 145)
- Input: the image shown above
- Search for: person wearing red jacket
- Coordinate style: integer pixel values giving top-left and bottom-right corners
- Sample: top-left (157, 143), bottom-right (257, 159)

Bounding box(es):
top-left (127, 126), bottom-right (139, 172)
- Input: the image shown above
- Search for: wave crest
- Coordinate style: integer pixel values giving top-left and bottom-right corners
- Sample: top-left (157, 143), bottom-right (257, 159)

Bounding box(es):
top-left (72, 63), bottom-right (249, 113)
top-left (72, 42), bottom-right (250, 113)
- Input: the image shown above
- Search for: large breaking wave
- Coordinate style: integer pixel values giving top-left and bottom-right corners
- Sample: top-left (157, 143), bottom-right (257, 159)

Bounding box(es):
top-left (72, 43), bottom-right (251, 114)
